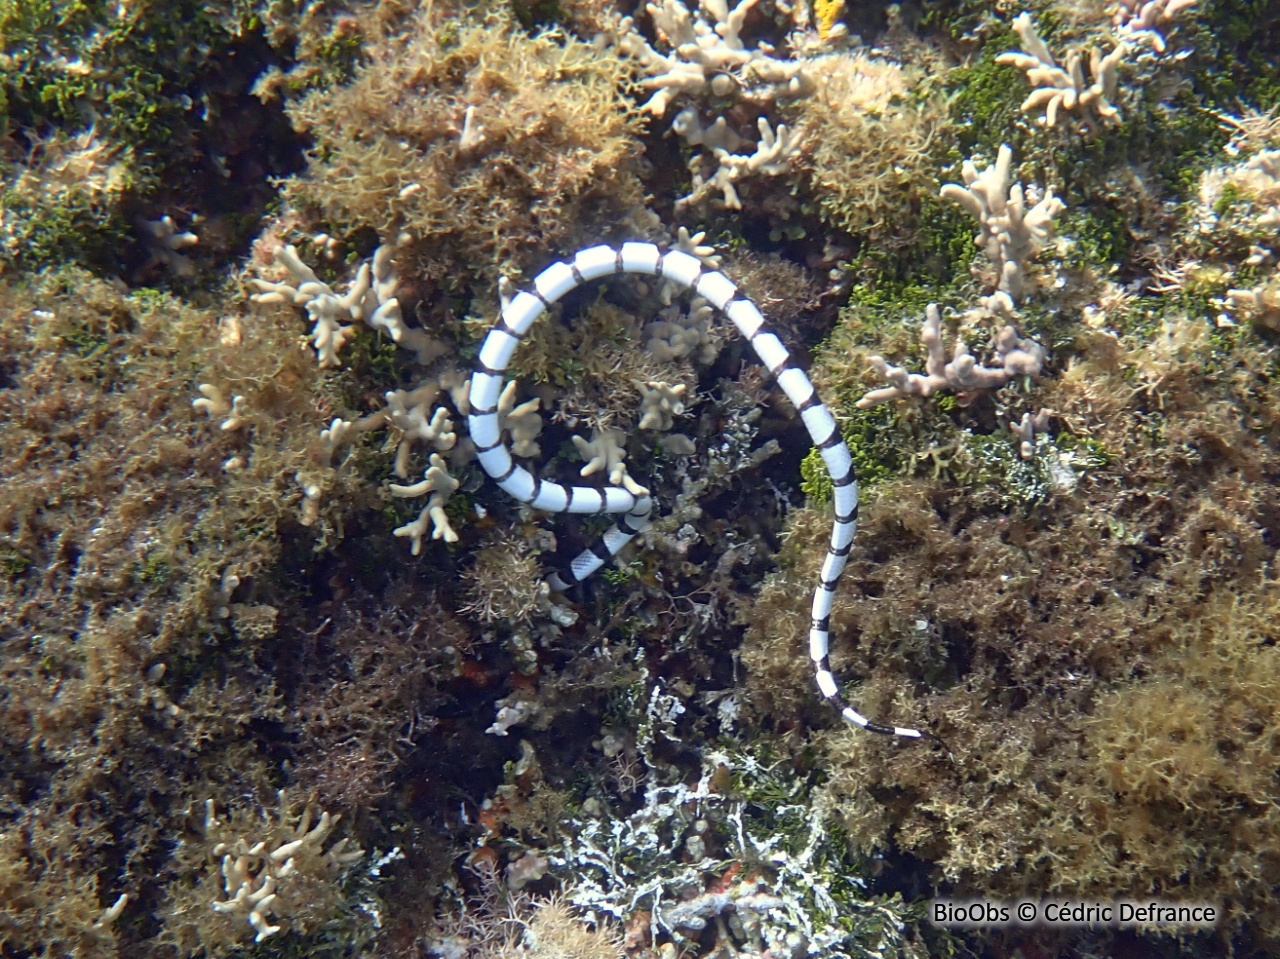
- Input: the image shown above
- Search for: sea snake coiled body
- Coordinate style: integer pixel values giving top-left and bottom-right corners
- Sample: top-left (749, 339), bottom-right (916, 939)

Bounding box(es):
top-left (468, 241), bottom-right (926, 740)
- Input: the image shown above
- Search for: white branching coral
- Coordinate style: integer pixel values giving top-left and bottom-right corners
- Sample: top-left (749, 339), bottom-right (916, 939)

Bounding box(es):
top-left (686, 117), bottom-right (804, 210)
top-left (1197, 146), bottom-right (1280, 327)
top-left (658, 226), bottom-right (723, 304)
top-left (1011, 408), bottom-right (1054, 459)
top-left (612, 0), bottom-right (809, 210)
top-left (645, 298), bottom-right (720, 363)
top-left (384, 386), bottom-right (459, 478)
top-left (249, 240), bottom-right (441, 368)
top-left (1226, 280), bottom-right (1280, 330)
top-left (497, 380), bottom-right (544, 458)
top-left (856, 304), bottom-right (1045, 408)
top-left (390, 452), bottom-right (462, 551)
top-left (615, 0), bottom-right (810, 116)
top-left (671, 109), bottom-right (744, 152)
top-left (638, 381), bottom-right (688, 431)
top-left (294, 470), bottom-right (327, 527)
top-left (139, 214), bottom-right (199, 277)
top-left (996, 12), bottom-right (1126, 134)
top-left (318, 417), bottom-right (355, 465)
top-left (941, 143), bottom-right (1064, 313)
top-left (1112, 0), bottom-right (1197, 53)
top-left (192, 384), bottom-right (248, 431)
top-left (672, 226), bottom-right (722, 269)
top-left (573, 428), bottom-right (650, 497)
top-left (197, 795), bottom-right (363, 947)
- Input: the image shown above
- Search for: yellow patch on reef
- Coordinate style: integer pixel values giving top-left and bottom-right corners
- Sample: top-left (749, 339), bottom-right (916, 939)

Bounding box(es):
top-left (814, 0), bottom-right (846, 39)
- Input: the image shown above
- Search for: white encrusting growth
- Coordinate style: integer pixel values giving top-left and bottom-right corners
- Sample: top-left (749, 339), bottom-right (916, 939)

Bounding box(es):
top-left (470, 242), bottom-right (935, 742)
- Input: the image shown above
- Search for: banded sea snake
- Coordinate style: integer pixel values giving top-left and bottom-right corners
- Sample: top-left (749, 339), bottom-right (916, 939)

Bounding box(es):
top-left (468, 241), bottom-right (937, 744)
